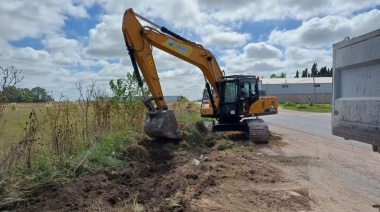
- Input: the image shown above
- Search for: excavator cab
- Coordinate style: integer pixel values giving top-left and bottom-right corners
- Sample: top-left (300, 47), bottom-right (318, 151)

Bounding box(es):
top-left (218, 75), bottom-right (259, 119)
top-left (213, 75), bottom-right (272, 142)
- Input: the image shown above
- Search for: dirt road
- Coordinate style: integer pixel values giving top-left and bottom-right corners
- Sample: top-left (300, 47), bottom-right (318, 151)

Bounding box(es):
top-left (189, 124), bottom-right (380, 212)
top-left (264, 125), bottom-right (380, 212)
top-left (262, 108), bottom-right (373, 150)
top-left (9, 123), bottom-right (380, 211)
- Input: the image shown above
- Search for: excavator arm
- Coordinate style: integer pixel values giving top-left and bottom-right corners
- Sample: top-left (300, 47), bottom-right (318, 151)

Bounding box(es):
top-left (122, 8), bottom-right (222, 111)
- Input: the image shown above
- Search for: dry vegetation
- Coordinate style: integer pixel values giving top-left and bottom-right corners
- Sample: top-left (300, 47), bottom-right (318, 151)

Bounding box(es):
top-left (0, 97), bottom-right (318, 212)
top-left (0, 87), bottom-right (202, 208)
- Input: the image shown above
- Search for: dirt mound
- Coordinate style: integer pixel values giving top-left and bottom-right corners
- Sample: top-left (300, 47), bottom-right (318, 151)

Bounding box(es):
top-left (8, 130), bottom-right (312, 211)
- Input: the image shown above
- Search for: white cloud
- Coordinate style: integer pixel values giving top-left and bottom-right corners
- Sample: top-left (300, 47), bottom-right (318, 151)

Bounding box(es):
top-left (98, 0), bottom-right (249, 49)
top-left (42, 36), bottom-right (81, 66)
top-left (1, 47), bottom-right (51, 74)
top-left (198, 0), bottom-right (380, 22)
top-left (219, 42), bottom-right (284, 76)
top-left (151, 49), bottom-right (193, 70)
top-left (219, 42), bottom-right (332, 78)
top-left (268, 9), bottom-right (380, 48)
top-left (283, 47), bottom-right (332, 77)
top-left (244, 42), bottom-right (282, 60)
top-left (1, 0), bottom-right (379, 102)
top-left (102, 0), bottom-right (205, 29)
top-left (0, 0), bottom-right (89, 41)
top-left (159, 68), bottom-right (205, 100)
top-left (200, 25), bottom-right (250, 48)
top-left (42, 37), bottom-right (79, 52)
top-left (84, 15), bottom-right (126, 59)
top-left (285, 47), bottom-right (331, 66)
top-left (0, 42), bottom-right (126, 100)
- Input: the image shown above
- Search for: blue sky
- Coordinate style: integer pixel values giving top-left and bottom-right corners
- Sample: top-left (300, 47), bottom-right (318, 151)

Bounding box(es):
top-left (1, 0), bottom-right (380, 100)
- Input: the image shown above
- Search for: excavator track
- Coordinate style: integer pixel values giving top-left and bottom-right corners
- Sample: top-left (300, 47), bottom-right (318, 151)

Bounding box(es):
top-left (244, 118), bottom-right (270, 143)
top-left (211, 118), bottom-right (270, 143)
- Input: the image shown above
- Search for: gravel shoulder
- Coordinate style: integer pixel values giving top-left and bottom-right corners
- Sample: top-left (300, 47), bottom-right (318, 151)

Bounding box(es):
top-left (263, 125), bottom-right (380, 212)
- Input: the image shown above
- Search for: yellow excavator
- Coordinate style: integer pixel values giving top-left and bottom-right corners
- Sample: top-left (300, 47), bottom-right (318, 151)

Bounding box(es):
top-left (122, 8), bottom-right (278, 142)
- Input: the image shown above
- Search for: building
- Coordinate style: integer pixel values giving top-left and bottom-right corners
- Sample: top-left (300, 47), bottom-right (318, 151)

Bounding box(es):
top-left (164, 95), bottom-right (185, 103)
top-left (260, 77), bottom-right (332, 104)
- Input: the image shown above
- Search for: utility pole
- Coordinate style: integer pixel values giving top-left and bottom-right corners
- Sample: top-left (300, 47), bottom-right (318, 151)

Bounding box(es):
top-left (312, 75), bottom-right (316, 104)
top-left (285, 79), bottom-right (288, 102)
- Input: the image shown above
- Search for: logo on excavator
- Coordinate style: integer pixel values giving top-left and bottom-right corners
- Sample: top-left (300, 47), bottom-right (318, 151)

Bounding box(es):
top-left (168, 39), bottom-right (174, 47)
top-left (166, 39), bottom-right (190, 55)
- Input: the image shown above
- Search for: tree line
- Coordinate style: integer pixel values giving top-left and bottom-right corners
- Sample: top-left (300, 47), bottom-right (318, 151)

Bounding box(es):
top-left (270, 72), bottom-right (286, 78)
top-left (295, 62), bottom-right (332, 78)
top-left (1, 86), bottom-right (54, 103)
top-left (1, 65), bottom-right (53, 103)
top-left (270, 62), bottom-right (332, 78)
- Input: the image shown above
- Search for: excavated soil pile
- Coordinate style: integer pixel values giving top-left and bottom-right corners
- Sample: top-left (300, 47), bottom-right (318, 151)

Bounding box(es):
top-left (9, 130), bottom-right (312, 212)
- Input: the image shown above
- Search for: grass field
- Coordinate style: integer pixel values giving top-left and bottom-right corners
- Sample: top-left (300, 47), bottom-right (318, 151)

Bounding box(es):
top-left (280, 102), bottom-right (332, 113)
top-left (0, 100), bottom-right (201, 208)
top-left (0, 103), bottom-right (45, 146)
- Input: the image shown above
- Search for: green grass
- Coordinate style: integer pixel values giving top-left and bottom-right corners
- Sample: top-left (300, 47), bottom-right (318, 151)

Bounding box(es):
top-left (280, 102), bottom-right (332, 113)
top-left (80, 131), bottom-right (129, 171)
top-left (171, 102), bottom-right (204, 123)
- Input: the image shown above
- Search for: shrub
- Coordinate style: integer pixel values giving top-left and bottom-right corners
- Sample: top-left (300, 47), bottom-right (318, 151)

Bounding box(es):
top-left (283, 102), bottom-right (296, 107)
top-left (123, 144), bottom-right (149, 162)
top-left (214, 140), bottom-right (234, 151)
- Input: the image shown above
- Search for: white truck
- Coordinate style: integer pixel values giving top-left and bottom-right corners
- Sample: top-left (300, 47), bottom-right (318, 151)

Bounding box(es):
top-left (332, 29), bottom-right (380, 153)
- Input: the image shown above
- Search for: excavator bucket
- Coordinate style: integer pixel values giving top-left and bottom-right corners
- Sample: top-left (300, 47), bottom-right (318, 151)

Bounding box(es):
top-left (144, 110), bottom-right (182, 139)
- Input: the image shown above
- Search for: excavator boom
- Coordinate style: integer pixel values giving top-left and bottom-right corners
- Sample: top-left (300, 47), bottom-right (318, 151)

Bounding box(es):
top-left (122, 9), bottom-right (223, 107)
top-left (122, 8), bottom-right (222, 139)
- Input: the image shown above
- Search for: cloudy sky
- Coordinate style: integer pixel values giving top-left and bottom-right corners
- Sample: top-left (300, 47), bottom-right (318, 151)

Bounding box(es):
top-left (1, 1), bottom-right (380, 101)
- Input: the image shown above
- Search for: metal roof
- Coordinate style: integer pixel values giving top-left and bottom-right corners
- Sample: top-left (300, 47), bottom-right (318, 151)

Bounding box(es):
top-left (261, 77), bottom-right (332, 84)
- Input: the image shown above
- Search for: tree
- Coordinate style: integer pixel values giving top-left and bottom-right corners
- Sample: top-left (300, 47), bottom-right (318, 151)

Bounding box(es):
top-left (109, 72), bottom-right (150, 123)
top-left (295, 70), bottom-right (299, 78)
top-left (0, 86), bottom-right (52, 103)
top-left (311, 62), bottom-right (318, 77)
top-left (110, 72), bottom-right (149, 102)
top-left (1, 65), bottom-right (24, 91)
top-left (19, 88), bottom-right (35, 102)
top-left (179, 96), bottom-right (189, 103)
top-left (31, 87), bottom-right (53, 102)
top-left (0, 65), bottom-right (24, 116)
top-left (320, 66), bottom-right (327, 76)
top-left (270, 73), bottom-right (277, 78)
top-left (302, 68), bottom-right (308, 78)
top-left (2, 86), bottom-right (19, 102)
top-left (279, 72), bottom-right (286, 78)
top-left (327, 68), bottom-right (333, 76)
top-left (297, 63), bottom-right (332, 79)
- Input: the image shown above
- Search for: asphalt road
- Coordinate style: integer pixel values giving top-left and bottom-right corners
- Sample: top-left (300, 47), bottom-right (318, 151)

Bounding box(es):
top-left (261, 108), bottom-right (373, 151)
